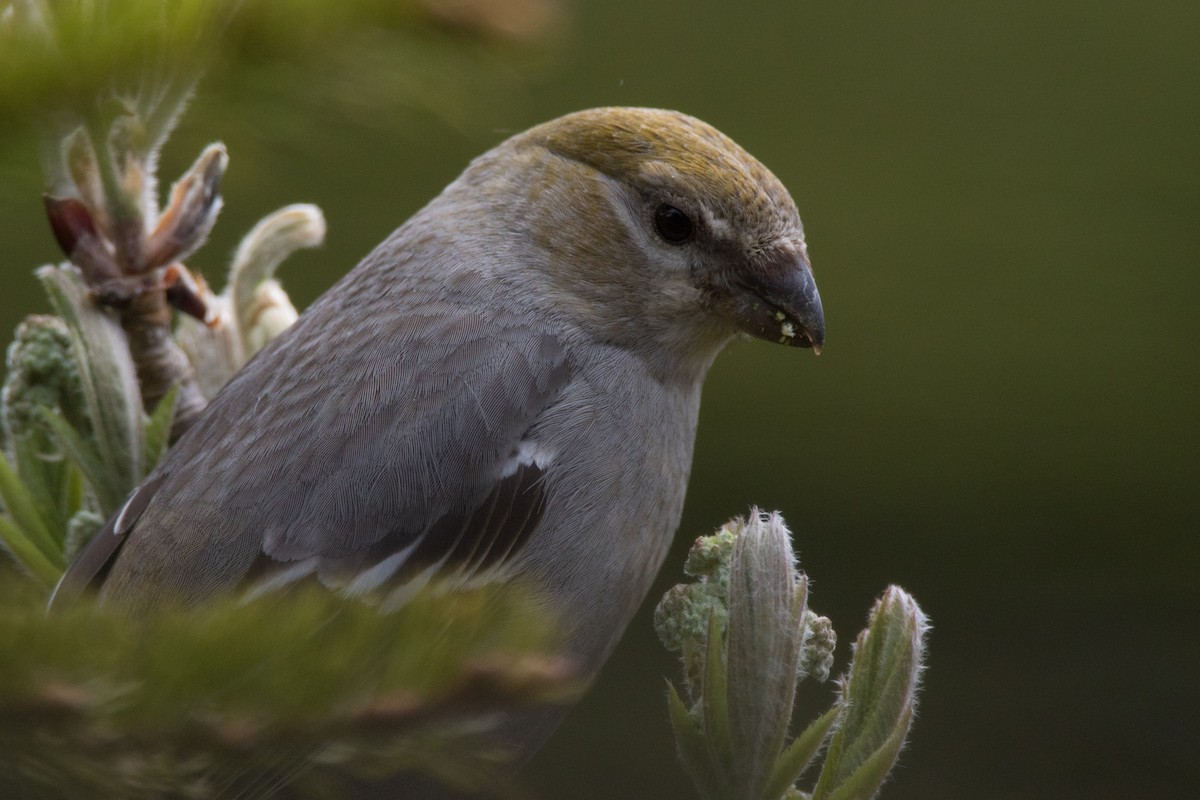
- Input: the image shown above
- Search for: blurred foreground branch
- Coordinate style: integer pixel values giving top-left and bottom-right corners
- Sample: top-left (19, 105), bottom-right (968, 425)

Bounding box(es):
top-left (0, 580), bottom-right (580, 799)
top-left (0, 0), bottom-right (564, 121)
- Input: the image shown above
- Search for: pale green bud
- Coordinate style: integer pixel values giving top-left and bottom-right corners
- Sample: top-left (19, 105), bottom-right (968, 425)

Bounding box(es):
top-left (683, 526), bottom-right (736, 582)
top-left (661, 514), bottom-right (927, 800)
top-left (2, 315), bottom-right (88, 450)
top-left (725, 510), bottom-right (808, 799)
top-left (240, 279), bottom-right (299, 358)
top-left (229, 203), bottom-right (323, 357)
top-left (655, 528), bottom-right (737, 698)
top-left (811, 586), bottom-right (929, 800)
top-left (800, 611), bottom-right (836, 684)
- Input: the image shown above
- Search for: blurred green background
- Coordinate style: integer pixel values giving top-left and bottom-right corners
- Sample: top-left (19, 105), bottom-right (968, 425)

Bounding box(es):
top-left (2, 1), bottom-right (1197, 797)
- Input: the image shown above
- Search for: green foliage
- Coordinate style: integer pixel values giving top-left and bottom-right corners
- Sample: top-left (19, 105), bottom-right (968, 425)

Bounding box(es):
top-left (1, 314), bottom-right (86, 445)
top-left (0, 579), bottom-right (579, 799)
top-left (0, 315), bottom-right (83, 584)
top-left (37, 264), bottom-right (157, 512)
top-left (653, 528), bottom-right (735, 692)
top-left (0, 457), bottom-right (62, 586)
top-left (0, 262), bottom-right (179, 587)
top-left (656, 511), bottom-right (928, 800)
top-left (810, 587), bottom-right (929, 800)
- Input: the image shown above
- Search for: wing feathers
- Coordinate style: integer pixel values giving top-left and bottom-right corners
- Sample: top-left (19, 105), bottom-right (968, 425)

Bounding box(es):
top-left (63, 307), bottom-right (573, 609)
top-left (238, 321), bottom-right (567, 601)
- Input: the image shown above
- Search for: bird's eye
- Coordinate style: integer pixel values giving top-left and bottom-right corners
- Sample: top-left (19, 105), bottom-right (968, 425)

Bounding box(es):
top-left (653, 204), bottom-right (695, 244)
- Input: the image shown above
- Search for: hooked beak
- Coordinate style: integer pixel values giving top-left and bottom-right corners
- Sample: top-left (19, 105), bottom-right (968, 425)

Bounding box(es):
top-left (727, 244), bottom-right (825, 353)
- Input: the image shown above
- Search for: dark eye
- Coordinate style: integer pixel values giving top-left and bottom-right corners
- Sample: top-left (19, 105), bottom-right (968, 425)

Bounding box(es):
top-left (654, 204), bottom-right (695, 244)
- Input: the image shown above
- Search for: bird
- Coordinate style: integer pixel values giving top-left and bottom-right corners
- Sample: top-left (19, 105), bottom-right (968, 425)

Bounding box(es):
top-left (53, 106), bottom-right (824, 788)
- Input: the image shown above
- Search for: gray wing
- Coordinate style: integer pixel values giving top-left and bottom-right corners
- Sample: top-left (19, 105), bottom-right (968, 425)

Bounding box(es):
top-left (55, 299), bottom-right (573, 608)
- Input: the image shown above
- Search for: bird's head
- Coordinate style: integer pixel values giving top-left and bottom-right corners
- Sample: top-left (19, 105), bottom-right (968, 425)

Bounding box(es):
top-left (450, 107), bottom-right (824, 370)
